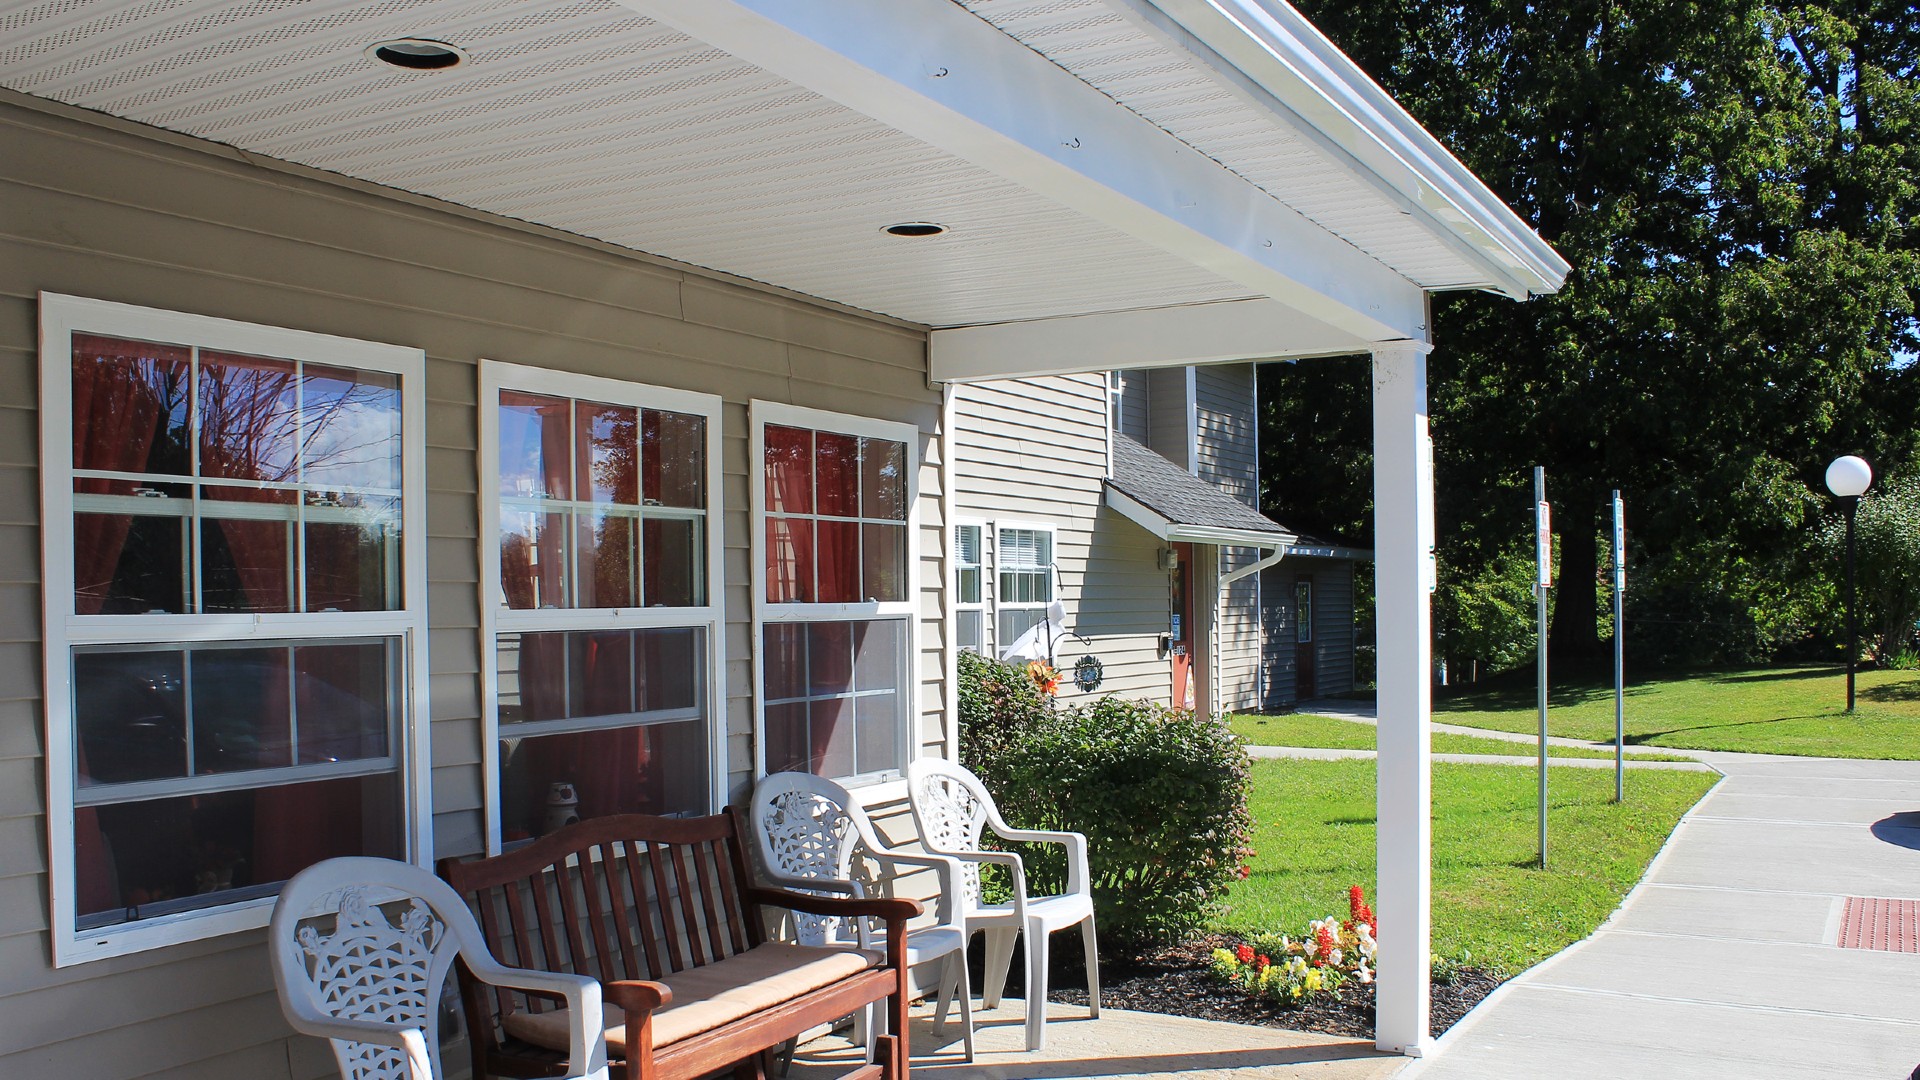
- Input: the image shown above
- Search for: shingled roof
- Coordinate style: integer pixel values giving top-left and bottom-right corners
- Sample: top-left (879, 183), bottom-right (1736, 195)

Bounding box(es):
top-left (1106, 435), bottom-right (1294, 543)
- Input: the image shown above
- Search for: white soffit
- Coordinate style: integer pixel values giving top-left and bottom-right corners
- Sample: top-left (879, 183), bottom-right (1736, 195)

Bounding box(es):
top-left (0, 0), bottom-right (1250, 327)
top-left (958, 0), bottom-right (1567, 296)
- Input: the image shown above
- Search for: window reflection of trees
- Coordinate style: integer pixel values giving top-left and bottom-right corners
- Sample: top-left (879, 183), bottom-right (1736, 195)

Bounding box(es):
top-left (73, 338), bottom-right (403, 615)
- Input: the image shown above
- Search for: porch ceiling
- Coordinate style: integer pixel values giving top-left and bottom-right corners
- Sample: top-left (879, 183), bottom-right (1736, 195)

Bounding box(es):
top-left (0, 0), bottom-right (1562, 352)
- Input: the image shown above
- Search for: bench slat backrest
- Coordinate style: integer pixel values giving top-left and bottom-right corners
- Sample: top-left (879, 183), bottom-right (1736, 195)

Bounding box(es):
top-left (440, 813), bottom-right (759, 1064)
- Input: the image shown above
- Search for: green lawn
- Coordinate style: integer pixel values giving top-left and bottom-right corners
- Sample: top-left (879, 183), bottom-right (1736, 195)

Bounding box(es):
top-left (1434, 665), bottom-right (1920, 759)
top-left (1229, 712), bottom-right (1693, 761)
top-left (1219, 758), bottom-right (1717, 974)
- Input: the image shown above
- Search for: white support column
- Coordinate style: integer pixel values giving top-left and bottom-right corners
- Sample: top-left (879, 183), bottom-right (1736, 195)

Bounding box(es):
top-left (1371, 341), bottom-right (1434, 1056)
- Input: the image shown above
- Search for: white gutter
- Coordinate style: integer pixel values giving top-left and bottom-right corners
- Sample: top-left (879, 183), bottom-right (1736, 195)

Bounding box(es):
top-left (1135, 0), bottom-right (1571, 298)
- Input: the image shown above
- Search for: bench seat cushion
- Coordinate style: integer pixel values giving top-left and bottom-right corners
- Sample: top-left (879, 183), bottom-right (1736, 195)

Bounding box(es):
top-left (502, 942), bottom-right (884, 1054)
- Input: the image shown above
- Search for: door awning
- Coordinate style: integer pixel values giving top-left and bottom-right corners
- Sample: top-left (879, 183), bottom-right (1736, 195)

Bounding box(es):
top-left (1105, 435), bottom-right (1295, 549)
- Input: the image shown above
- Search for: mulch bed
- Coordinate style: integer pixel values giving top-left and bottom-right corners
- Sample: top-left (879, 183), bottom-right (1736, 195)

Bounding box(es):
top-left (985, 935), bottom-right (1505, 1041)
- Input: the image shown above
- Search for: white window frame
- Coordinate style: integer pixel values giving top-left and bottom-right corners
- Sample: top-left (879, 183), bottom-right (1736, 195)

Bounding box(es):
top-left (993, 520), bottom-right (1057, 655)
top-left (477, 361), bottom-right (725, 854)
top-left (750, 401), bottom-right (920, 785)
top-left (954, 518), bottom-right (988, 655)
top-left (38, 292), bottom-right (430, 966)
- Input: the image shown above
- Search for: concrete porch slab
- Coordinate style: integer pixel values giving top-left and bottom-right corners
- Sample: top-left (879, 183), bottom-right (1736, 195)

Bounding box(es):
top-left (788, 1000), bottom-right (1408, 1080)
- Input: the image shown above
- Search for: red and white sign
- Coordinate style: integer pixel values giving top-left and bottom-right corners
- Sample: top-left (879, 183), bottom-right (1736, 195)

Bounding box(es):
top-left (1535, 501), bottom-right (1552, 587)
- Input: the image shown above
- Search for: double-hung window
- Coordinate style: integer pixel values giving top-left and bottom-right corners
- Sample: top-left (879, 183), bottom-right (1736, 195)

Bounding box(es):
top-left (754, 404), bottom-right (917, 780)
top-left (954, 522), bottom-right (986, 654)
top-left (40, 293), bottom-right (428, 964)
top-left (480, 362), bottom-right (722, 851)
top-left (996, 526), bottom-right (1055, 647)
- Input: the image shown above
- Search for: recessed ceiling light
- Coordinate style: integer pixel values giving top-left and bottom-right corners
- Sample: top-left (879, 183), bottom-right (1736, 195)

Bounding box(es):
top-left (366, 38), bottom-right (469, 71)
top-left (882, 222), bottom-right (949, 238)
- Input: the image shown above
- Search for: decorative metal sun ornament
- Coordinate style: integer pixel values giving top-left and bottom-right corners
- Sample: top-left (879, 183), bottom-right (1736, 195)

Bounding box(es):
top-left (1072, 654), bottom-right (1104, 692)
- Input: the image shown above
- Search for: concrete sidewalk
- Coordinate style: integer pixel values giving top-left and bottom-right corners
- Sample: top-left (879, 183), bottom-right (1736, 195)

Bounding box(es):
top-left (1243, 743), bottom-right (1714, 771)
top-left (1295, 698), bottom-right (1692, 758)
top-left (1262, 699), bottom-right (1715, 771)
top-left (1407, 752), bottom-right (1920, 1079)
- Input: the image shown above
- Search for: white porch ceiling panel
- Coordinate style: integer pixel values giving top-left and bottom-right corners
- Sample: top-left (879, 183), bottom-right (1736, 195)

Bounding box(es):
top-left (0, 0), bottom-right (1253, 327)
top-left (958, 0), bottom-right (1489, 290)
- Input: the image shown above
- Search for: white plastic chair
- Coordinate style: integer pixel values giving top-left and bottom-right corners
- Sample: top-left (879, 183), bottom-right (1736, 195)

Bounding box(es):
top-left (270, 856), bottom-right (609, 1080)
top-left (749, 770), bottom-right (975, 1062)
top-left (906, 757), bottom-right (1098, 1052)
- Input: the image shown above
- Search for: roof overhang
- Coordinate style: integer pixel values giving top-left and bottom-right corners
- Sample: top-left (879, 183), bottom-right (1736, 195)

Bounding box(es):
top-left (1130, 0), bottom-right (1569, 300)
top-left (1106, 485), bottom-right (1296, 550)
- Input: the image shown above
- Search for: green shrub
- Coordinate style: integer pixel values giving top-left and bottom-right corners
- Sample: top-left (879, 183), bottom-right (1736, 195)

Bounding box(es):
top-left (955, 662), bottom-right (1254, 950)
top-left (956, 650), bottom-right (1049, 767)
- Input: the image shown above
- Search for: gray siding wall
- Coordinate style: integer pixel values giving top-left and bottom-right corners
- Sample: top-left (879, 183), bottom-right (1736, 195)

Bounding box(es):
top-left (1145, 367), bottom-right (1192, 469)
top-left (1114, 369), bottom-right (1149, 442)
top-left (0, 97), bottom-right (946, 1078)
top-left (1260, 557), bottom-right (1357, 708)
top-left (951, 376), bottom-right (1172, 705)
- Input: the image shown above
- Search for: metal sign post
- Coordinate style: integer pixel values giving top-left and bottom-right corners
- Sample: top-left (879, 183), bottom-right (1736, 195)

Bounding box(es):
top-left (1612, 491), bottom-right (1627, 803)
top-left (1534, 467), bottom-right (1551, 868)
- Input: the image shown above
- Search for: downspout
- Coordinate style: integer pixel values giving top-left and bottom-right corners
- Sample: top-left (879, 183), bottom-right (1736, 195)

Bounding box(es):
top-left (1221, 541), bottom-right (1288, 586)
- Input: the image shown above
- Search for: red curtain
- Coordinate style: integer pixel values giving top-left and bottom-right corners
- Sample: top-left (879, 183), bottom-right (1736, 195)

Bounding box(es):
top-left (70, 336), bottom-right (188, 614)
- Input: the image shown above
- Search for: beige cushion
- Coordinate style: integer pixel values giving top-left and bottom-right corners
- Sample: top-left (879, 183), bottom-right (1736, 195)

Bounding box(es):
top-left (502, 942), bottom-right (884, 1055)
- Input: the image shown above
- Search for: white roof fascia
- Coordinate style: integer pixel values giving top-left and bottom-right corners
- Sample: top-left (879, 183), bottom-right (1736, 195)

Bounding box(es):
top-left (1138, 0), bottom-right (1570, 298)
top-left (617, 0), bottom-right (1430, 343)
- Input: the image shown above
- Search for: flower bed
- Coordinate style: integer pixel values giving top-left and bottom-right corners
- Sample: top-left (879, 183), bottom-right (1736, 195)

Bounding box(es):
top-left (1209, 886), bottom-right (1378, 1007)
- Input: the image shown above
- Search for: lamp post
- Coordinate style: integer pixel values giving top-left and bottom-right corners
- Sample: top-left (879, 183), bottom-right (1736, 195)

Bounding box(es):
top-left (1825, 455), bottom-right (1873, 712)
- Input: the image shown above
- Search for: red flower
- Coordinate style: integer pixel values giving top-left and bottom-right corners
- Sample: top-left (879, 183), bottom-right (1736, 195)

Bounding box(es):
top-left (1235, 944), bottom-right (1255, 965)
top-left (1256, 955), bottom-right (1271, 970)
top-left (1348, 885), bottom-right (1376, 931)
top-left (1314, 924), bottom-right (1336, 967)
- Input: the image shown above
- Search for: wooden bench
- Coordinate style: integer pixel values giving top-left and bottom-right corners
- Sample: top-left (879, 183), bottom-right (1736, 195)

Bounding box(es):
top-left (439, 811), bottom-right (919, 1080)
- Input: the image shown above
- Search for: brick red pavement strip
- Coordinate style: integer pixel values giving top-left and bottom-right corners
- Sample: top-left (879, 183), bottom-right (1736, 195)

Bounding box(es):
top-left (1838, 896), bottom-right (1920, 953)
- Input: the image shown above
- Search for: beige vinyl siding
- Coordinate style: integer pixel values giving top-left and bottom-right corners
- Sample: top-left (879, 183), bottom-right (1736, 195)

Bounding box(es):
top-left (0, 95), bottom-right (944, 1079)
top-left (951, 375), bottom-right (1171, 705)
top-left (1193, 364), bottom-right (1264, 712)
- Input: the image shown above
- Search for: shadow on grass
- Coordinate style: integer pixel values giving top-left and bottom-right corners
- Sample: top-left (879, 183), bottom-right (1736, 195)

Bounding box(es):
top-left (1325, 815), bottom-right (1376, 827)
top-left (1710, 667), bottom-right (1840, 684)
top-left (1863, 680), bottom-right (1920, 704)
top-left (1622, 714), bottom-right (1825, 744)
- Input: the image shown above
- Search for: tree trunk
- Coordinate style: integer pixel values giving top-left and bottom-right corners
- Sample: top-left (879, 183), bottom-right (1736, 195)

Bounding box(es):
top-left (1550, 499), bottom-right (1602, 663)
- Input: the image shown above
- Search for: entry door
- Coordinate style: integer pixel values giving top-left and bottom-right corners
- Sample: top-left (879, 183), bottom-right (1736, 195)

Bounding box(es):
top-left (1170, 542), bottom-right (1195, 709)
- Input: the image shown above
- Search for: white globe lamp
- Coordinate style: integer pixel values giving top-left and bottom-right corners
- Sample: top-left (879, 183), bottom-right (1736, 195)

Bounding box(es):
top-left (1825, 455), bottom-right (1872, 498)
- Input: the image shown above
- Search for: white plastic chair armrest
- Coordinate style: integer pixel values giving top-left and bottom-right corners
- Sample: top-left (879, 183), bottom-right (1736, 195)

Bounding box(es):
top-left (929, 848), bottom-right (1027, 918)
top-left (990, 827), bottom-right (1089, 896)
top-left (463, 961), bottom-right (609, 1080)
top-left (866, 849), bottom-right (964, 926)
top-left (757, 867), bottom-right (862, 896)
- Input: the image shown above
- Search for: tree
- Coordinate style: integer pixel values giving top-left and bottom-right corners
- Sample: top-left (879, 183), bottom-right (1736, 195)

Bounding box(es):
top-left (1268, 0), bottom-right (1920, 668)
top-left (1822, 474), bottom-right (1920, 660)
